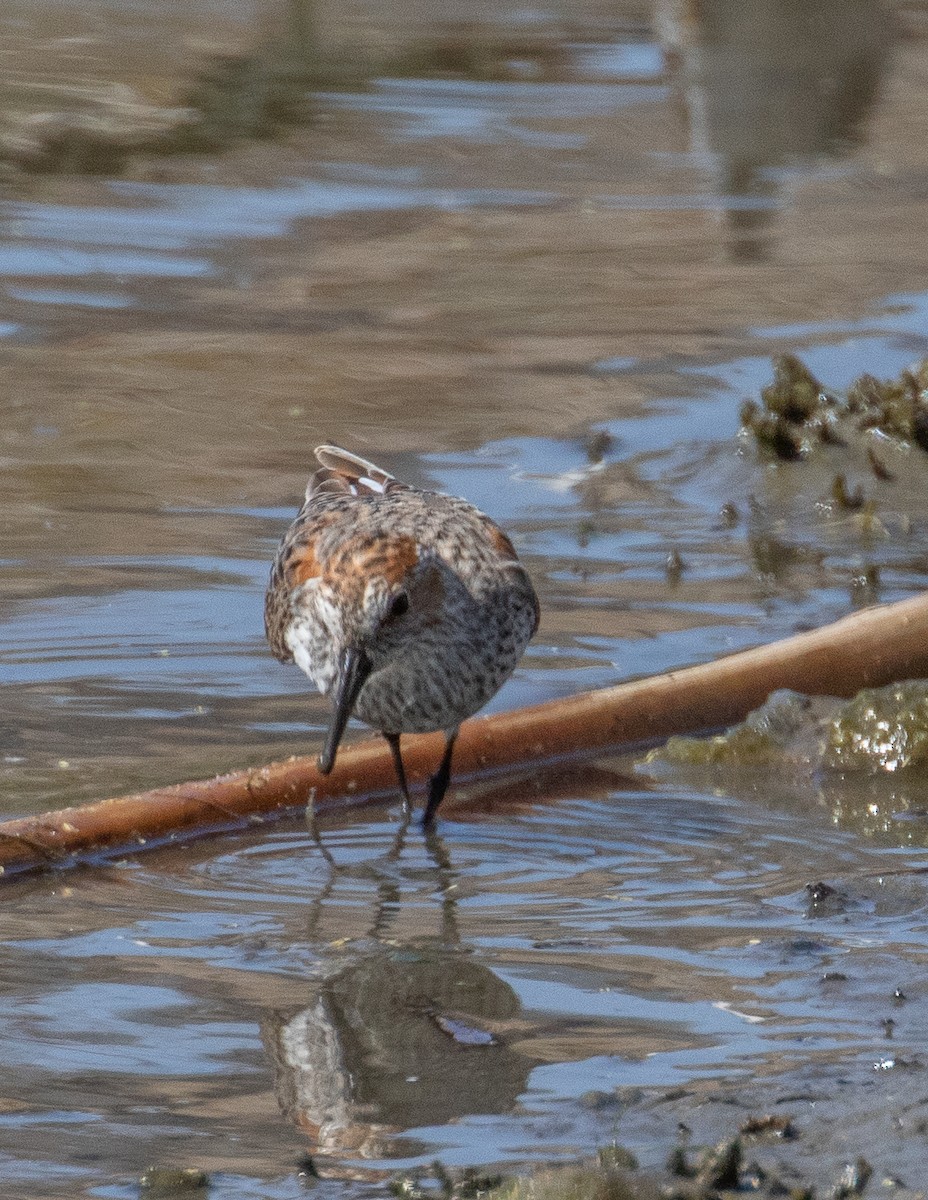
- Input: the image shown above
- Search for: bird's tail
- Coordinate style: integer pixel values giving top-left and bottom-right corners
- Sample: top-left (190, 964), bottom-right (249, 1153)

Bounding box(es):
top-left (308, 445), bottom-right (409, 500)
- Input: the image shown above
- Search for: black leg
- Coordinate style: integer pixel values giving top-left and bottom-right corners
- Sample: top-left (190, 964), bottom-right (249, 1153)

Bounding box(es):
top-left (307, 809), bottom-right (338, 871)
top-left (384, 732), bottom-right (411, 810)
top-left (423, 728), bottom-right (458, 826)
top-left (422, 822), bottom-right (459, 943)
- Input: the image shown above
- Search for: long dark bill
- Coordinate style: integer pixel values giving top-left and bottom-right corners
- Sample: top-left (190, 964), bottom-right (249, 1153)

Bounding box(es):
top-left (317, 645), bottom-right (372, 775)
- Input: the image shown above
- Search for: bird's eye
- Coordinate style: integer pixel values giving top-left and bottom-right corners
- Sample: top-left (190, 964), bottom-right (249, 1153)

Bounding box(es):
top-left (388, 592), bottom-right (409, 619)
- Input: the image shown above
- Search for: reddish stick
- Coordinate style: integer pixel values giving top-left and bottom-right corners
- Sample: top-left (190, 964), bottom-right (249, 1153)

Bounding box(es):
top-left (3, 591), bottom-right (928, 878)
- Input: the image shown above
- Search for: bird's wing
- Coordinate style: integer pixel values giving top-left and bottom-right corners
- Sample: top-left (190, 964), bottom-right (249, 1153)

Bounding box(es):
top-left (265, 505), bottom-right (341, 662)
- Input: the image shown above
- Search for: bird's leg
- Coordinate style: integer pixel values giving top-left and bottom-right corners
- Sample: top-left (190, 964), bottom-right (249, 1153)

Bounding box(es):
top-left (423, 728), bottom-right (458, 826)
top-left (307, 808), bottom-right (339, 871)
top-left (385, 800), bottom-right (413, 863)
top-left (422, 822), bottom-right (460, 943)
top-left (384, 732), bottom-right (411, 813)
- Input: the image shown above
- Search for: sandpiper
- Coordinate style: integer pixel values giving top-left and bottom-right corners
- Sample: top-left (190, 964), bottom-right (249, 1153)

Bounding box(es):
top-left (265, 445), bottom-right (539, 823)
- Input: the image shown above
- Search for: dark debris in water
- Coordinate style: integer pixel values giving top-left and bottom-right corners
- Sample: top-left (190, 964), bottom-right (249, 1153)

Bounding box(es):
top-left (831, 1156), bottom-right (872, 1198)
top-left (380, 1111), bottom-right (919, 1200)
top-left (804, 880), bottom-right (853, 919)
top-left (446, 1121), bottom-right (874, 1200)
top-left (580, 1089), bottom-right (621, 1111)
top-left (139, 1166), bottom-right (210, 1196)
top-left (830, 472), bottom-right (865, 511)
top-left (390, 1162), bottom-right (507, 1200)
top-left (693, 1136), bottom-right (741, 1190)
top-left (741, 353), bottom-right (928, 464)
top-left (597, 1146), bottom-right (639, 1172)
top-left (717, 501), bottom-right (740, 529)
top-left (867, 445), bottom-right (895, 481)
top-left (665, 548), bottom-right (686, 585)
top-left (849, 564), bottom-right (881, 608)
top-left (385, 27), bottom-right (571, 82)
top-left (416, 1135), bottom-right (893, 1200)
top-left (739, 1113), bottom-right (798, 1140)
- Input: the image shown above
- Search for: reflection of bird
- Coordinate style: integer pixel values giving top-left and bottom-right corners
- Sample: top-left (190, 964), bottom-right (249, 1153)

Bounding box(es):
top-left (265, 445), bottom-right (539, 823)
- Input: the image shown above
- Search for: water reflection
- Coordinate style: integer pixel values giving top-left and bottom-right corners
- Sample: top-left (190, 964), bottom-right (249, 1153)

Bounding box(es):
top-left (271, 770), bottom-right (621, 1177)
top-left (3, 752), bottom-right (928, 1188)
top-left (269, 944), bottom-right (529, 1177)
top-left (658, 0), bottom-right (892, 260)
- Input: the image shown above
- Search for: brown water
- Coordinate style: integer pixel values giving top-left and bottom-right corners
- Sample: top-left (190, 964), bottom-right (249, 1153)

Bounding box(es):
top-left (5, 1), bottom-right (928, 1195)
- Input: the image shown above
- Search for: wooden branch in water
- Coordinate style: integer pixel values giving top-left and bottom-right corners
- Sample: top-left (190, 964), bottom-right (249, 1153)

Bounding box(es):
top-left (3, 590), bottom-right (928, 878)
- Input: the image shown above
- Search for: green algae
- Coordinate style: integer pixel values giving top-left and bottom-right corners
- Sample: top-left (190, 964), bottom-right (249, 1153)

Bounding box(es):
top-left (761, 354), bottom-right (828, 425)
top-left (647, 681), bottom-right (928, 780)
top-left (742, 353), bottom-right (928, 462)
top-left (650, 690), bottom-right (831, 769)
top-left (658, 723), bottom-right (787, 767)
top-left (739, 399), bottom-right (804, 461)
top-left (140, 1167), bottom-right (209, 1196)
top-left (847, 364), bottom-right (928, 450)
top-left (823, 681), bottom-right (928, 773)
top-left (484, 1162), bottom-right (659, 1200)
top-left (740, 355), bottom-right (831, 461)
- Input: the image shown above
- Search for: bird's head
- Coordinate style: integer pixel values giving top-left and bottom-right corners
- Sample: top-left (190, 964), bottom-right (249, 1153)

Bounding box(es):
top-left (317, 534), bottom-right (445, 774)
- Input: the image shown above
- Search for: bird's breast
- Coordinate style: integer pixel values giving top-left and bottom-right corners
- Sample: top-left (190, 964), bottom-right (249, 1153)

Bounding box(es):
top-left (284, 587), bottom-right (344, 697)
top-left (354, 598), bottom-right (535, 734)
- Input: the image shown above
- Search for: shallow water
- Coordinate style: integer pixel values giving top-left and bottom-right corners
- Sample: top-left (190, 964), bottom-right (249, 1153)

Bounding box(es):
top-left (4, 0), bottom-right (928, 1194)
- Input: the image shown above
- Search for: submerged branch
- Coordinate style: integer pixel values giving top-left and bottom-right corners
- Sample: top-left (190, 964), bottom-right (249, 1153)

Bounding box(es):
top-left (4, 591), bottom-right (928, 878)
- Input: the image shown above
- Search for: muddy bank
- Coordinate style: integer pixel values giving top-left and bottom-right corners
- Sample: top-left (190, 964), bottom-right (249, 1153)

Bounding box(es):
top-left (602, 1047), bottom-right (928, 1198)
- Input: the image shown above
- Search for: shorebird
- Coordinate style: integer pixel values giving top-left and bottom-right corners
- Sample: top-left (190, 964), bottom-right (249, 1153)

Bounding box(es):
top-left (265, 445), bottom-right (539, 824)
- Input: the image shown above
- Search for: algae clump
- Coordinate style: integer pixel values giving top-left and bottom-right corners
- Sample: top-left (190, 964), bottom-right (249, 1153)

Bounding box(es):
top-left (823, 681), bottom-right (928, 772)
top-left (761, 354), bottom-right (826, 424)
top-left (847, 364), bottom-right (928, 450)
top-left (740, 354), bottom-right (831, 461)
top-left (487, 1163), bottom-right (659, 1200)
top-left (648, 690), bottom-right (828, 769)
top-left (742, 353), bottom-right (928, 461)
top-left (645, 681), bottom-right (928, 778)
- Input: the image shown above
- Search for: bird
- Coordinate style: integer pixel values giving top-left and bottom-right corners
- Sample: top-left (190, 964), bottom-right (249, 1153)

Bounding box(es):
top-left (265, 445), bottom-right (539, 824)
